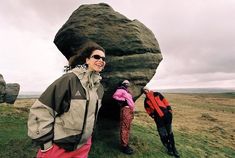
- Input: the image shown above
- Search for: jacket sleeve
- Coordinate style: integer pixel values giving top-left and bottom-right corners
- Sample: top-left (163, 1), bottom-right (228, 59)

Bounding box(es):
top-left (144, 99), bottom-right (155, 118)
top-left (125, 95), bottom-right (135, 110)
top-left (27, 74), bottom-right (72, 147)
top-left (113, 89), bottom-right (135, 109)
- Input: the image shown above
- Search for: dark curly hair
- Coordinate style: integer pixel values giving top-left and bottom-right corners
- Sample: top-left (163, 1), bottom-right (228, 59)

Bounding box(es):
top-left (68, 39), bottom-right (105, 69)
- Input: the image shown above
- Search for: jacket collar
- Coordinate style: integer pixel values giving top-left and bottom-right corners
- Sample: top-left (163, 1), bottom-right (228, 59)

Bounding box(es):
top-left (71, 67), bottom-right (102, 88)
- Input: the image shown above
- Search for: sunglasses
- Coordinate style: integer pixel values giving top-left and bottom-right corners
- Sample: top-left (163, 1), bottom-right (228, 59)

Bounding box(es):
top-left (91, 55), bottom-right (106, 61)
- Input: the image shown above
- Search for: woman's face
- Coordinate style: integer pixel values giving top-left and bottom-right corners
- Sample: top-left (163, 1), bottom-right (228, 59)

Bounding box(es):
top-left (86, 50), bottom-right (106, 72)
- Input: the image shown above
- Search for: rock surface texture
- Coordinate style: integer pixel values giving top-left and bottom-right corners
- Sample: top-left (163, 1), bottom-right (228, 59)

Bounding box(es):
top-left (0, 74), bottom-right (6, 103)
top-left (54, 3), bottom-right (162, 118)
top-left (5, 83), bottom-right (20, 104)
top-left (0, 74), bottom-right (20, 104)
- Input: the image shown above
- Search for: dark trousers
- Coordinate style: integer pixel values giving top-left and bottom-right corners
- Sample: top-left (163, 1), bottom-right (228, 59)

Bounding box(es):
top-left (154, 109), bottom-right (172, 136)
top-left (154, 109), bottom-right (179, 157)
top-left (154, 110), bottom-right (174, 148)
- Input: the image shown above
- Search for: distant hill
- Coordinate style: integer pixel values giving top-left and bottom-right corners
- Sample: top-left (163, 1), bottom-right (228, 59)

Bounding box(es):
top-left (157, 87), bottom-right (235, 93)
top-left (17, 88), bottom-right (235, 99)
top-left (17, 91), bottom-right (42, 99)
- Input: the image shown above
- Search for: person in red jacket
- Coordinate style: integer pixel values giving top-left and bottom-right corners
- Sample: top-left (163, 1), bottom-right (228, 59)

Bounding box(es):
top-left (143, 87), bottom-right (180, 157)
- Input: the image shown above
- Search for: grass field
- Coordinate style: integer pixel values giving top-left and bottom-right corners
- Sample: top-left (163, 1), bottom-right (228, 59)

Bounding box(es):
top-left (0, 93), bottom-right (234, 158)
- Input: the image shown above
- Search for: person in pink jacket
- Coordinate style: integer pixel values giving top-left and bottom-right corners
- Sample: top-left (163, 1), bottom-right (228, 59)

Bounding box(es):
top-left (113, 80), bottom-right (135, 155)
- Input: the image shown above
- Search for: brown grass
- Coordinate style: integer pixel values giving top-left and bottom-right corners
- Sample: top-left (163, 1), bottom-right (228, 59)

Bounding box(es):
top-left (134, 93), bottom-right (235, 150)
top-left (13, 98), bottom-right (36, 108)
top-left (4, 93), bottom-right (234, 155)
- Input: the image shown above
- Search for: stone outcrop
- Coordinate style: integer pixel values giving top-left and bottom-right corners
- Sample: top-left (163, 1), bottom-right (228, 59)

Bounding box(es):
top-left (54, 3), bottom-right (162, 118)
top-left (0, 74), bottom-right (20, 104)
top-left (0, 74), bottom-right (6, 103)
top-left (5, 83), bottom-right (20, 104)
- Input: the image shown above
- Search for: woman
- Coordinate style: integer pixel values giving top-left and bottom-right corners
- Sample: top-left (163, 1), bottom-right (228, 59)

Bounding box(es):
top-left (112, 80), bottom-right (135, 155)
top-left (27, 40), bottom-right (106, 158)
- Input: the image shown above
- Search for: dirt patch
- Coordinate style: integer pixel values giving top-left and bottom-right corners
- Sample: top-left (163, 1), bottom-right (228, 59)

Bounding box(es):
top-left (15, 107), bottom-right (30, 113)
top-left (13, 98), bottom-right (36, 108)
top-left (209, 125), bottom-right (226, 135)
top-left (200, 113), bottom-right (218, 122)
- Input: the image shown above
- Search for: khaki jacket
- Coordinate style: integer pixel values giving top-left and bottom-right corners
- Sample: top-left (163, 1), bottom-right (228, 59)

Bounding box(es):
top-left (28, 67), bottom-right (104, 151)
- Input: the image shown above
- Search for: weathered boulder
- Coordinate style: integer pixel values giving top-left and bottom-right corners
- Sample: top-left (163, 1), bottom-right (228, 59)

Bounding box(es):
top-left (0, 74), bottom-right (20, 104)
top-left (54, 3), bottom-right (162, 118)
top-left (5, 83), bottom-right (20, 104)
top-left (0, 74), bottom-right (6, 103)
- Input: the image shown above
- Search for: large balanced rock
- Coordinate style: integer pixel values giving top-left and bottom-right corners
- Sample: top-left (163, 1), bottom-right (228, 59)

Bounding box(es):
top-left (5, 83), bottom-right (20, 104)
top-left (54, 3), bottom-right (162, 118)
top-left (0, 74), bottom-right (6, 103)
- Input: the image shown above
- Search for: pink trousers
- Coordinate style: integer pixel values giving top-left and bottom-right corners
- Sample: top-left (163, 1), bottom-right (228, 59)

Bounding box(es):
top-left (36, 137), bottom-right (92, 158)
top-left (120, 106), bottom-right (134, 147)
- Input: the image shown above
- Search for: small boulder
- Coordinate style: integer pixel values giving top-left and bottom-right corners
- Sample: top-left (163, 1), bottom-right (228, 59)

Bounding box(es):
top-left (0, 74), bottom-right (6, 103)
top-left (5, 83), bottom-right (20, 104)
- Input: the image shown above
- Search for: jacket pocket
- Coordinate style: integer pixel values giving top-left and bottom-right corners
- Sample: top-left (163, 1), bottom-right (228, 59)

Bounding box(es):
top-left (58, 99), bottom-right (86, 131)
top-left (28, 114), bottom-right (40, 138)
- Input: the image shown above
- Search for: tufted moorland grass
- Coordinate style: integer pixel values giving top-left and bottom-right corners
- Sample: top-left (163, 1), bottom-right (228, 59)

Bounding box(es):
top-left (0, 93), bottom-right (234, 158)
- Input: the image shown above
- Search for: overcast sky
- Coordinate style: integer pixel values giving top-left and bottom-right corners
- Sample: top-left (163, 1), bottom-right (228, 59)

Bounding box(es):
top-left (1, 0), bottom-right (235, 93)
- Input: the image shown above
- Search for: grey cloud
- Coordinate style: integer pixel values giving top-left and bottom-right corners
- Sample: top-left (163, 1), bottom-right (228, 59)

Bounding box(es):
top-left (1, 0), bottom-right (235, 91)
top-left (150, 1), bottom-right (235, 76)
top-left (0, 0), bottom-right (80, 33)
